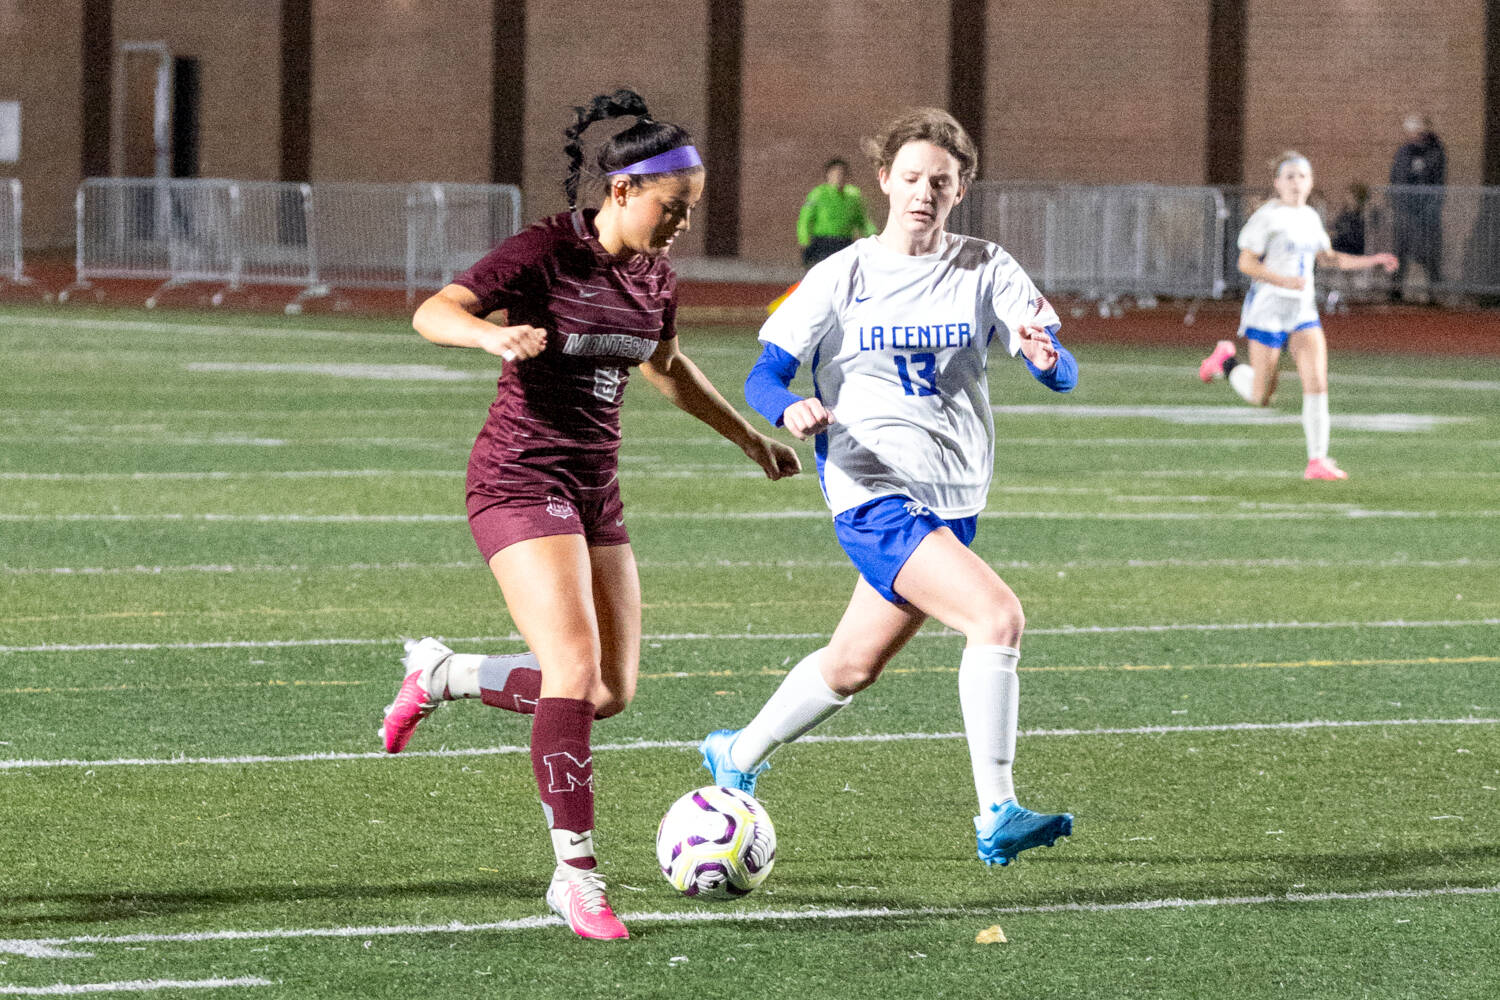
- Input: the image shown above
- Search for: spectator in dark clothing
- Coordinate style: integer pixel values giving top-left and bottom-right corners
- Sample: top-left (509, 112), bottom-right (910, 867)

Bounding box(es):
top-left (1329, 183), bottom-right (1369, 255)
top-left (1388, 114), bottom-right (1446, 300)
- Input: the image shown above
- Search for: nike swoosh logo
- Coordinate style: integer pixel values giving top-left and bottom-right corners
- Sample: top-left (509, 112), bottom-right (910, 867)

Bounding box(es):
top-left (568, 834), bottom-right (590, 846)
top-left (579, 288), bottom-right (603, 298)
top-left (854, 295), bottom-right (871, 303)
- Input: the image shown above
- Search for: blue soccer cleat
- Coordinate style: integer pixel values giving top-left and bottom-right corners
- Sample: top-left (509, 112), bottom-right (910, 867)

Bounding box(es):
top-left (975, 800), bottom-right (1073, 866)
top-left (699, 729), bottom-right (768, 795)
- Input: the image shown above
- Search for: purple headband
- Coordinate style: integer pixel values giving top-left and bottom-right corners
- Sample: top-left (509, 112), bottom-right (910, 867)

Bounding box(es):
top-left (613, 145), bottom-right (703, 176)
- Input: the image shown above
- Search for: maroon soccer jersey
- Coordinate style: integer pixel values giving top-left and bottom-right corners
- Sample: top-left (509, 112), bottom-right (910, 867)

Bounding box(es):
top-left (455, 210), bottom-right (678, 496)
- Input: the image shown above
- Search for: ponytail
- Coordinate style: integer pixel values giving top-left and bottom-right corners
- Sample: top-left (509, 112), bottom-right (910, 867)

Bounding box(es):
top-left (562, 88), bottom-right (699, 208)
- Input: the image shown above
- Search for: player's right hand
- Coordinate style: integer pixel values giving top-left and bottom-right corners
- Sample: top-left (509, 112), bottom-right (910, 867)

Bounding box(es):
top-left (480, 324), bottom-right (548, 362)
top-left (781, 398), bottom-right (836, 440)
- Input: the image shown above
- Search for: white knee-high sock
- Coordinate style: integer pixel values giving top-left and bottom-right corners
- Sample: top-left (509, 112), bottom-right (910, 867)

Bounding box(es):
top-left (730, 649), bottom-right (851, 772)
top-left (1227, 362), bottom-right (1258, 403)
top-left (1302, 392), bottom-right (1330, 460)
top-left (958, 645), bottom-right (1020, 810)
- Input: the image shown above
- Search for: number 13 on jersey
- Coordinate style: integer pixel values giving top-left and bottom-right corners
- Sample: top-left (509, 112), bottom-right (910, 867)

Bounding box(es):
top-left (894, 352), bottom-right (938, 396)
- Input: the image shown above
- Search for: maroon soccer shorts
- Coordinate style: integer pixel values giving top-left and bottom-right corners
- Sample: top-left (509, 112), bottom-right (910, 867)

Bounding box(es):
top-left (466, 476), bottom-right (629, 563)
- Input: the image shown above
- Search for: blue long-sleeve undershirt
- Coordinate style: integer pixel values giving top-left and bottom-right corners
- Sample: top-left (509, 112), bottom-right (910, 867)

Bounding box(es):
top-left (1025, 325), bottom-right (1078, 392)
top-left (744, 326), bottom-right (1077, 426)
top-left (744, 343), bottom-right (805, 426)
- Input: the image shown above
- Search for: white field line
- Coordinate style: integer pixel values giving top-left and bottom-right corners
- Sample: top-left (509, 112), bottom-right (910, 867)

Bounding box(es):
top-left (0, 466), bottom-right (769, 481)
top-left (1128, 466), bottom-right (1500, 479)
top-left (183, 362), bottom-right (483, 382)
top-left (0, 471), bottom-right (1110, 497)
top-left (0, 408), bottom-right (470, 420)
top-left (992, 404), bottom-right (1471, 432)
top-left (0, 435), bottom-right (464, 450)
top-left (6, 509), bottom-right (1500, 524)
top-left (2, 717), bottom-right (1494, 772)
top-left (4, 885), bottom-right (1497, 959)
top-left (7, 464), bottom-right (1500, 483)
top-left (3, 618), bottom-right (1496, 656)
top-left (1087, 362), bottom-right (1500, 393)
top-left (10, 318), bottom-right (1498, 394)
top-left (8, 434), bottom-right (1499, 456)
top-left (6, 313), bottom-right (410, 345)
top-left (0, 978), bottom-right (270, 995)
top-left (6, 556), bottom-right (1497, 578)
top-left (0, 469), bottom-right (459, 482)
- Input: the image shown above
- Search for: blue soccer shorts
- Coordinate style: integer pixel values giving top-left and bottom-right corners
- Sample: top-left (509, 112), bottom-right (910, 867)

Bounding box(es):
top-left (832, 495), bottom-right (979, 605)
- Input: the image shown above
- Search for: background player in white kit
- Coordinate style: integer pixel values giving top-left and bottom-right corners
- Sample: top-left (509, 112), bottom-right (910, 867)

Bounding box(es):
top-left (701, 108), bottom-right (1078, 867)
top-left (1199, 152), bottom-right (1397, 480)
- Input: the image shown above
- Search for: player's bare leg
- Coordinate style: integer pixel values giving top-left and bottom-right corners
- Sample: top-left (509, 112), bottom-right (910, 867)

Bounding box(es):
top-left (702, 578), bottom-right (923, 793)
top-left (583, 542), bottom-right (642, 719)
top-left (1289, 326), bottom-right (1345, 480)
top-left (491, 534), bottom-right (632, 940)
top-left (894, 529), bottom-right (1072, 866)
top-left (1244, 339), bottom-right (1281, 406)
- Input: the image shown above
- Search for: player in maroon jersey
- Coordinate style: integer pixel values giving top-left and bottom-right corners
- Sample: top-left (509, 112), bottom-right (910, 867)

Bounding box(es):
top-left (379, 89), bottom-right (801, 940)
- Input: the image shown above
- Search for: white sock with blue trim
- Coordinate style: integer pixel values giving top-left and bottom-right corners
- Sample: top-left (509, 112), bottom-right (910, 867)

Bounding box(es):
top-left (959, 644), bottom-right (1020, 810)
top-left (1302, 392), bottom-right (1330, 460)
top-left (1227, 362), bottom-right (1258, 403)
top-left (730, 648), bottom-right (850, 772)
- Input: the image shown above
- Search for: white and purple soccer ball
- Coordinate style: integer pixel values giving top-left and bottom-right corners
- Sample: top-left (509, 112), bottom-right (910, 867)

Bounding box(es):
top-left (655, 785), bottom-right (777, 900)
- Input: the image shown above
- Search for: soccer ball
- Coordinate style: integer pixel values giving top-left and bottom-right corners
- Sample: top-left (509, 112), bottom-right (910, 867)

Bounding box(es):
top-left (655, 785), bottom-right (777, 899)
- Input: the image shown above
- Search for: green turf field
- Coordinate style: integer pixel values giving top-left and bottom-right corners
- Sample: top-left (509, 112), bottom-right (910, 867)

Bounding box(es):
top-left (1, 304), bottom-right (1497, 998)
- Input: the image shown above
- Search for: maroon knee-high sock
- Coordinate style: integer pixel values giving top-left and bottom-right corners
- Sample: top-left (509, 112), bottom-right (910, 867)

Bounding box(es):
top-left (531, 697), bottom-right (596, 871)
top-left (477, 654), bottom-right (542, 714)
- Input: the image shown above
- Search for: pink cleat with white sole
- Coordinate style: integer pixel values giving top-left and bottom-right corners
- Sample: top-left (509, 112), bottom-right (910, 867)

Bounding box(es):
top-left (1304, 457), bottom-right (1349, 481)
top-left (1198, 339), bottom-right (1236, 382)
top-left (379, 637), bottom-right (450, 753)
top-left (546, 868), bottom-right (629, 940)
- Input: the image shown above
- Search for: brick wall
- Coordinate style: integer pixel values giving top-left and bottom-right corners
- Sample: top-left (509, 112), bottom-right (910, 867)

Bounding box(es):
top-left (312, 1), bottom-right (490, 185)
top-left (521, 0), bottom-right (710, 257)
top-left (0, 0), bottom-right (82, 248)
top-left (113, 1), bottom-right (280, 181)
top-left (739, 0), bottom-right (948, 265)
top-left (0, 0), bottom-right (1491, 260)
top-left (1244, 0), bottom-right (1483, 200)
top-left (985, 0), bottom-right (1209, 185)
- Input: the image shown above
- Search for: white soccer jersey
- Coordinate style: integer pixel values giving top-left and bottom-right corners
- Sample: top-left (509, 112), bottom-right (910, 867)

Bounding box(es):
top-left (1237, 201), bottom-right (1331, 306)
top-left (759, 233), bottom-right (1059, 518)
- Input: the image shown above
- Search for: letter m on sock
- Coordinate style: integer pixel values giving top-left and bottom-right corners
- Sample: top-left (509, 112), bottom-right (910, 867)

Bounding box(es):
top-left (541, 751), bottom-right (593, 793)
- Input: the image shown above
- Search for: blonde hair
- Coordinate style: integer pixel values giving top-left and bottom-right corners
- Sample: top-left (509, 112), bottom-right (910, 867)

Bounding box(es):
top-left (1271, 149), bottom-right (1312, 176)
top-left (863, 108), bottom-right (978, 185)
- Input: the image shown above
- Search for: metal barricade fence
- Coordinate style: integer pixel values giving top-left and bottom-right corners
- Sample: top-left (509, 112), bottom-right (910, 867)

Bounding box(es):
top-left (2, 178), bottom-right (28, 284)
top-left (1366, 185), bottom-right (1500, 298)
top-left (228, 182), bottom-right (317, 290)
top-left (1217, 185), bottom-right (1500, 301)
top-left (1216, 186), bottom-right (1263, 296)
top-left (1218, 186), bottom-right (1390, 303)
top-left (408, 183), bottom-right (523, 291)
top-left (71, 177), bottom-right (522, 305)
top-left (949, 183), bottom-right (1227, 301)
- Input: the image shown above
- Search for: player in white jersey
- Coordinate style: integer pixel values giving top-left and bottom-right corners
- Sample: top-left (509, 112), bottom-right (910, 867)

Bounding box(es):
top-left (700, 109), bottom-right (1078, 867)
top-left (1199, 151), bottom-right (1397, 480)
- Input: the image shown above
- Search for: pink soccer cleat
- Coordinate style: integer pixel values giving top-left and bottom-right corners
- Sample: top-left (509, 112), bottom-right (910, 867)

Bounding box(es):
top-left (379, 637), bottom-right (449, 753)
top-left (1198, 340), bottom-right (1236, 382)
top-left (546, 868), bottom-right (629, 940)
top-left (1304, 457), bottom-right (1349, 481)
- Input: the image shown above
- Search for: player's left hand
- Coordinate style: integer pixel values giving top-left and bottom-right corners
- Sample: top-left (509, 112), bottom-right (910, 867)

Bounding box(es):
top-left (1372, 252), bottom-right (1399, 273)
top-left (1017, 322), bottom-right (1058, 371)
top-left (744, 433), bottom-right (802, 481)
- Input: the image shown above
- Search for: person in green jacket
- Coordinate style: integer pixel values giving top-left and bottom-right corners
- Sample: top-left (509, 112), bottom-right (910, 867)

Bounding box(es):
top-left (798, 158), bottom-right (876, 267)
